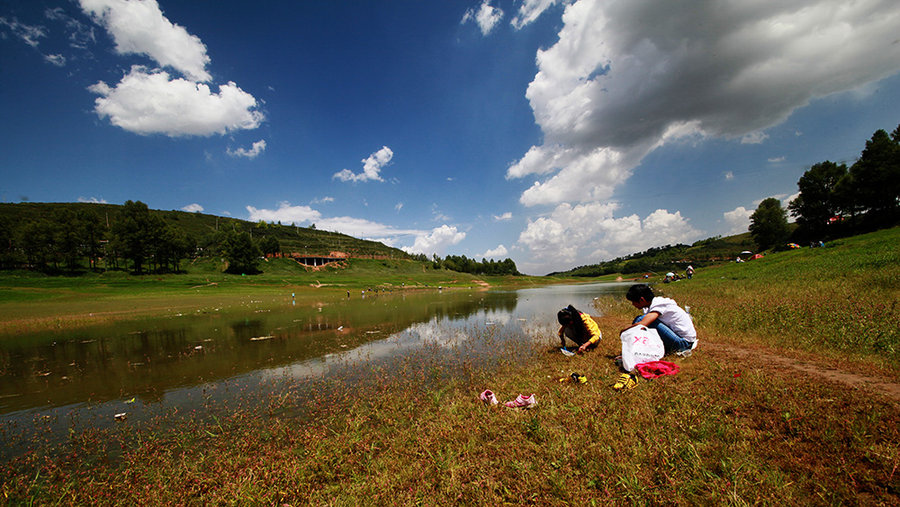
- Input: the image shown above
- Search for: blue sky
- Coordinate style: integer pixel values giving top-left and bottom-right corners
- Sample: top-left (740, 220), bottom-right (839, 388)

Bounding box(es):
top-left (2, 0), bottom-right (899, 275)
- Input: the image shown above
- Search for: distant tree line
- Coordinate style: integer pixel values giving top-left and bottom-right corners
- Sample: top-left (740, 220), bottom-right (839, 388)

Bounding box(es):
top-left (0, 200), bottom-right (278, 275)
top-left (0, 207), bottom-right (109, 272)
top-left (549, 233), bottom-right (761, 277)
top-left (408, 253), bottom-right (520, 276)
top-left (0, 200), bottom-right (523, 277)
top-left (750, 123), bottom-right (900, 250)
top-left (552, 243), bottom-right (692, 277)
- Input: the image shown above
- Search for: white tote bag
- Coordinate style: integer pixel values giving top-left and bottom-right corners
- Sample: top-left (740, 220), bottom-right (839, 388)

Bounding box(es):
top-left (619, 325), bottom-right (665, 372)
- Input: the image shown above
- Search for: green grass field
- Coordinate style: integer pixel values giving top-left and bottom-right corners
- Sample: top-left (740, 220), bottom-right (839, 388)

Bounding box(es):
top-left (1, 228), bottom-right (898, 504)
top-left (0, 257), bottom-right (554, 335)
top-left (667, 227), bottom-right (899, 371)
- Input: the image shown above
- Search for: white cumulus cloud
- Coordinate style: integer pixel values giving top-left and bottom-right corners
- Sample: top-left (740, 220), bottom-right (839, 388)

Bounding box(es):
top-left (78, 196), bottom-right (107, 204)
top-left (88, 66), bottom-right (263, 137)
top-left (316, 216), bottom-right (422, 239)
top-left (517, 202), bottom-right (700, 273)
top-left (462, 0), bottom-right (504, 36)
top-left (723, 206), bottom-right (753, 235)
top-left (245, 202), bottom-right (425, 244)
top-left (493, 212), bottom-right (513, 221)
top-left (181, 203), bottom-right (203, 212)
top-left (79, 0), bottom-right (263, 137)
top-left (79, 0), bottom-right (211, 82)
top-left (509, 143), bottom-right (650, 206)
top-left (402, 225), bottom-right (466, 257)
top-left (228, 139), bottom-right (267, 159)
top-left (508, 0), bottom-right (900, 208)
top-left (480, 245), bottom-right (509, 258)
top-left (247, 202), bottom-right (321, 225)
top-left (333, 146), bottom-right (393, 183)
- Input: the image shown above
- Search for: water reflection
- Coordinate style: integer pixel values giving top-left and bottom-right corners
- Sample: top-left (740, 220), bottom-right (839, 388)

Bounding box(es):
top-left (0, 282), bottom-right (628, 457)
top-left (0, 290), bottom-right (526, 415)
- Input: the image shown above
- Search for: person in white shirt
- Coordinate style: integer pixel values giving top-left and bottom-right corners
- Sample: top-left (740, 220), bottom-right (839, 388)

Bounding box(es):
top-left (622, 284), bottom-right (697, 355)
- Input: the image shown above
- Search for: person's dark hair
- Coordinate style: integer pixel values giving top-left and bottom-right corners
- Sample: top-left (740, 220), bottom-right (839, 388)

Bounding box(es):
top-left (626, 284), bottom-right (654, 303)
top-left (557, 304), bottom-right (579, 325)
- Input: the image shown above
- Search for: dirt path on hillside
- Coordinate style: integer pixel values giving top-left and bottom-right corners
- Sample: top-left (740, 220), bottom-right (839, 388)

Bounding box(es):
top-left (701, 341), bottom-right (900, 402)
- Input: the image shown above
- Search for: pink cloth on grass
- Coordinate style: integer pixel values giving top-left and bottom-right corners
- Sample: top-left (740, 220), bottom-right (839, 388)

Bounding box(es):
top-left (635, 361), bottom-right (680, 379)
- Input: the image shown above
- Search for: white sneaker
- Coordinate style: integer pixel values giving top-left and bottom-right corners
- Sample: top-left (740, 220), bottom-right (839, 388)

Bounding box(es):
top-left (676, 340), bottom-right (699, 357)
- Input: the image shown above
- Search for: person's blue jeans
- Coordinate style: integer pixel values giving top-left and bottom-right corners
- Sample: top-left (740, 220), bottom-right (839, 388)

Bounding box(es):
top-left (633, 315), bottom-right (693, 355)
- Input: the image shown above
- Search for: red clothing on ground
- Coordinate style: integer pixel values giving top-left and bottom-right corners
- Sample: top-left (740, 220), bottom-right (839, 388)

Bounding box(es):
top-left (635, 361), bottom-right (680, 379)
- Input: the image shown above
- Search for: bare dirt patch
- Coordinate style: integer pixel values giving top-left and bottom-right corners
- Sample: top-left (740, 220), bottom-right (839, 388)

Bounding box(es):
top-left (703, 341), bottom-right (900, 402)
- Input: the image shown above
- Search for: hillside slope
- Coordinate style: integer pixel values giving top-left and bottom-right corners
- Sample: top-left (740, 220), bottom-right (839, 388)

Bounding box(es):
top-left (552, 232), bottom-right (758, 277)
top-left (0, 202), bottom-right (409, 259)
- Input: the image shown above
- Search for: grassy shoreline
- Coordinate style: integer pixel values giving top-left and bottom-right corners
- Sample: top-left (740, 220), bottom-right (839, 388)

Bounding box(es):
top-left (2, 228), bottom-right (898, 504)
top-left (0, 258), bottom-right (572, 335)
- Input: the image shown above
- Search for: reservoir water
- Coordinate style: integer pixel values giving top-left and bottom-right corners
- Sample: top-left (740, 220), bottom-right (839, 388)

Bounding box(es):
top-left (1, 282), bottom-right (629, 458)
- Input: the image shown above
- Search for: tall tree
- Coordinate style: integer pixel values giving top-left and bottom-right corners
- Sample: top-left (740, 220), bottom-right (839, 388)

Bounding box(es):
top-left (259, 235), bottom-right (280, 257)
top-left (78, 209), bottom-right (105, 270)
top-left (53, 209), bottom-right (83, 270)
top-left (788, 160), bottom-right (847, 240)
top-left (111, 200), bottom-right (156, 274)
top-left (222, 230), bottom-right (261, 274)
top-left (847, 128), bottom-right (900, 219)
top-left (168, 228), bottom-right (195, 272)
top-left (749, 198), bottom-right (790, 251)
top-left (0, 218), bottom-right (13, 269)
top-left (151, 224), bottom-right (192, 273)
top-left (16, 219), bottom-right (54, 269)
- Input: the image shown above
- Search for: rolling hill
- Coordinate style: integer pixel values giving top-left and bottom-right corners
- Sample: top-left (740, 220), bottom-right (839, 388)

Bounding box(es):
top-left (0, 202), bottom-right (410, 260)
